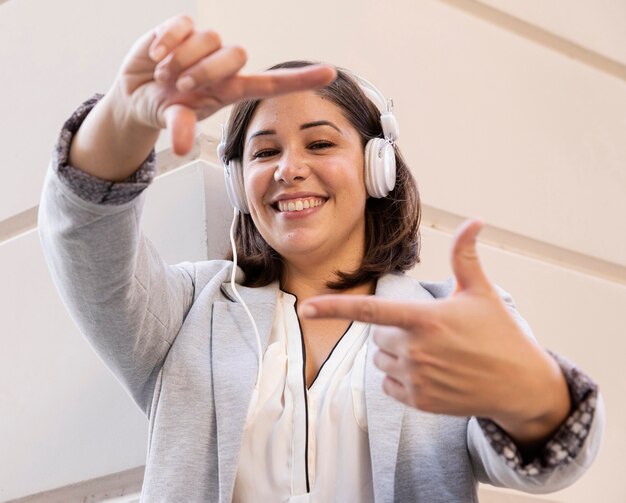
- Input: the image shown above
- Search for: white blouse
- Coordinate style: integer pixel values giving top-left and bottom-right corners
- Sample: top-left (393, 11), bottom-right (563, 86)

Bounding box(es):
top-left (233, 290), bottom-right (375, 503)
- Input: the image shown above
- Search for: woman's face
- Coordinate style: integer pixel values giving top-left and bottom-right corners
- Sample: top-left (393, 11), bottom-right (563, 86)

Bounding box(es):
top-left (242, 90), bottom-right (367, 268)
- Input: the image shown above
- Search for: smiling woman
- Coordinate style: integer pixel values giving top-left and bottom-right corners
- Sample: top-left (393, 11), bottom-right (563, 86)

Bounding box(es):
top-left (37, 13), bottom-right (603, 503)
top-left (222, 61), bottom-right (420, 290)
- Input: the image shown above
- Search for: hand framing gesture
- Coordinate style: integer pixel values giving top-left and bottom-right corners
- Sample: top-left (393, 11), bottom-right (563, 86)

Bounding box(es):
top-left (300, 220), bottom-right (571, 447)
top-left (119, 14), bottom-right (336, 155)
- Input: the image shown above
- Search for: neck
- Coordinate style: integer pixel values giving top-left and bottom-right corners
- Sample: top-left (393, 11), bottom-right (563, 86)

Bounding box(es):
top-left (278, 220), bottom-right (372, 300)
top-left (280, 258), bottom-right (375, 302)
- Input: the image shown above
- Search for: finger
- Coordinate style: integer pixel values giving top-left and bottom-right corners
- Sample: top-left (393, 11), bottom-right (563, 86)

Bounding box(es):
top-left (300, 295), bottom-right (416, 328)
top-left (154, 30), bottom-right (222, 83)
top-left (126, 29), bottom-right (160, 67)
top-left (175, 45), bottom-right (248, 93)
top-left (382, 375), bottom-right (411, 405)
top-left (373, 348), bottom-right (401, 375)
top-left (149, 14), bottom-right (195, 62)
top-left (299, 295), bottom-right (434, 331)
top-left (231, 65), bottom-right (337, 101)
top-left (372, 327), bottom-right (406, 357)
top-left (299, 295), bottom-right (423, 329)
top-left (451, 219), bottom-right (490, 294)
top-left (164, 105), bottom-right (197, 156)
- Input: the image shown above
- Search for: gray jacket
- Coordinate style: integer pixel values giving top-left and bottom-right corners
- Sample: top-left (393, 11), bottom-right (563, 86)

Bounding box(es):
top-left (38, 164), bottom-right (603, 503)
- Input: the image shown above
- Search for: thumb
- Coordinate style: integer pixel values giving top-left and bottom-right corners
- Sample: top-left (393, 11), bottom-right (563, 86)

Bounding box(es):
top-left (164, 105), bottom-right (197, 156)
top-left (451, 219), bottom-right (490, 293)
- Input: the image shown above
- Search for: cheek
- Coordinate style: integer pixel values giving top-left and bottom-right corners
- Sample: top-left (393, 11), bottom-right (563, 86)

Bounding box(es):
top-left (347, 151), bottom-right (366, 186)
top-left (243, 169), bottom-right (278, 239)
top-left (337, 156), bottom-right (367, 199)
top-left (243, 168), bottom-right (270, 208)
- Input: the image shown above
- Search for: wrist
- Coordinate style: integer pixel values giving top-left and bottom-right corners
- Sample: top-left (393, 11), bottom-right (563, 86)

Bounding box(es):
top-left (492, 352), bottom-right (571, 448)
top-left (68, 84), bottom-right (160, 182)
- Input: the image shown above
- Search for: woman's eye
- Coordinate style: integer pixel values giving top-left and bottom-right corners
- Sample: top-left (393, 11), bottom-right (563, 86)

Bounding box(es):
top-left (252, 149), bottom-right (279, 159)
top-left (309, 141), bottom-right (334, 150)
top-left (251, 142), bottom-right (334, 159)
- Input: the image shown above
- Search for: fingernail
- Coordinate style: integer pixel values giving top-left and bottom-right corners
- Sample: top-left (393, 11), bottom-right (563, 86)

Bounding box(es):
top-left (299, 304), bottom-right (317, 318)
top-left (155, 67), bottom-right (170, 82)
top-left (150, 45), bottom-right (167, 62)
top-left (176, 76), bottom-right (196, 92)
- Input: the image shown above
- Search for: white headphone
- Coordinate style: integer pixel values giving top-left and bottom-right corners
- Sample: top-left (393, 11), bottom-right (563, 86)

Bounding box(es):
top-left (217, 72), bottom-right (400, 214)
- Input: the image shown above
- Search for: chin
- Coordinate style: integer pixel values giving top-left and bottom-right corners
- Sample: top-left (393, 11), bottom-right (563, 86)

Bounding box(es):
top-left (276, 243), bottom-right (323, 259)
top-left (272, 235), bottom-right (326, 260)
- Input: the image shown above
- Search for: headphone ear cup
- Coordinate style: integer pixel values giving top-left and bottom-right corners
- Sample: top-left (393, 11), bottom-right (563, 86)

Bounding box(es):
top-left (364, 138), bottom-right (397, 198)
top-left (223, 159), bottom-right (250, 214)
top-left (218, 138), bottom-right (249, 213)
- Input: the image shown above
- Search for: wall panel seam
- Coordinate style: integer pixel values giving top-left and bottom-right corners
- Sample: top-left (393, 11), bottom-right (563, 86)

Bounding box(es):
top-left (421, 204), bottom-right (626, 286)
top-left (5, 466), bottom-right (144, 503)
top-left (0, 139), bottom-right (207, 244)
top-left (440, 0), bottom-right (626, 83)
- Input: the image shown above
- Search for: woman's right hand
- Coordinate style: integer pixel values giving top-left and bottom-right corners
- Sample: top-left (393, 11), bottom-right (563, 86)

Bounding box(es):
top-left (68, 14), bottom-right (335, 181)
top-left (116, 14), bottom-right (336, 155)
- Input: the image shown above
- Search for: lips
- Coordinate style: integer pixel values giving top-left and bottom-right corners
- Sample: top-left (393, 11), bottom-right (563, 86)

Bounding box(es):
top-left (275, 196), bottom-right (326, 212)
top-left (270, 191), bottom-right (329, 213)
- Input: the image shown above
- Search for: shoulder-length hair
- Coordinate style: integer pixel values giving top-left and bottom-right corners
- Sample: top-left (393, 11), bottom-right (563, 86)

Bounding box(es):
top-left (222, 60), bottom-right (421, 290)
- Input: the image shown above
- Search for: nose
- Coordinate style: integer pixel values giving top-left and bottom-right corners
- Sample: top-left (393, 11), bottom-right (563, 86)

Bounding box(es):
top-left (273, 149), bottom-right (311, 184)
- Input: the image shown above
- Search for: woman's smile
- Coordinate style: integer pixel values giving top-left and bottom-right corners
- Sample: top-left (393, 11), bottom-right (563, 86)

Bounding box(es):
top-left (270, 192), bottom-right (329, 221)
top-left (274, 196), bottom-right (326, 213)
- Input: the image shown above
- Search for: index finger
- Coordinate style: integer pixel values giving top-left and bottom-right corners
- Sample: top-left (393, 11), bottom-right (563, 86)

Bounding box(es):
top-left (299, 295), bottom-right (422, 330)
top-left (232, 65), bottom-right (337, 101)
top-left (149, 14), bottom-right (196, 62)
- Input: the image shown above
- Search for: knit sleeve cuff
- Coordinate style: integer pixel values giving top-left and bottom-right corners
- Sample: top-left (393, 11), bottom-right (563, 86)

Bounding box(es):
top-left (477, 350), bottom-right (598, 476)
top-left (53, 93), bottom-right (156, 205)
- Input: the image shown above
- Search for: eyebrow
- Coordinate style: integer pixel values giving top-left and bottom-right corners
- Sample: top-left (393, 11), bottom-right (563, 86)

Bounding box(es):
top-left (301, 120), bottom-right (341, 133)
top-left (246, 120), bottom-right (342, 145)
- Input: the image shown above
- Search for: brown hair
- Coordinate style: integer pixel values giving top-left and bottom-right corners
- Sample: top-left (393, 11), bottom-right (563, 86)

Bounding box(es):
top-left (223, 60), bottom-right (421, 289)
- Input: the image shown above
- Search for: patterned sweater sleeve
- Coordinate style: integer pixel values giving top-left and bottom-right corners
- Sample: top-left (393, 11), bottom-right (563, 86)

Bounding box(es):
top-left (54, 93), bottom-right (156, 204)
top-left (476, 351), bottom-right (599, 476)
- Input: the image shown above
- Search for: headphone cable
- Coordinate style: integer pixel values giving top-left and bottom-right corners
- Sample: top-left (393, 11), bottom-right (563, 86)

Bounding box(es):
top-left (229, 207), bottom-right (263, 410)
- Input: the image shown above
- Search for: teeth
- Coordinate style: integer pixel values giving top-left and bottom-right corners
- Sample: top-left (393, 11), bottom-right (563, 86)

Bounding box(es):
top-left (277, 197), bottom-right (324, 212)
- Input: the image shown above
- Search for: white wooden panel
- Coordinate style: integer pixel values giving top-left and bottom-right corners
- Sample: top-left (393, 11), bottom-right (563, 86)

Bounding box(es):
top-left (412, 226), bottom-right (625, 503)
top-left (199, 0), bottom-right (626, 267)
top-left (197, 156), bottom-right (234, 261)
top-left (143, 162), bottom-right (211, 264)
top-left (477, 0), bottom-right (626, 66)
top-left (0, 163), bottom-right (208, 500)
top-left (0, 0), bottom-right (197, 222)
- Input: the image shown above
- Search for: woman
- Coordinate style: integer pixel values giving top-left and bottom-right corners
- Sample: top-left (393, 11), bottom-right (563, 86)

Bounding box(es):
top-left (39, 14), bottom-right (602, 502)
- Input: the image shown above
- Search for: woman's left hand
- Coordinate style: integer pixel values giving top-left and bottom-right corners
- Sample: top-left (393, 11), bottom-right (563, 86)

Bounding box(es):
top-left (299, 220), bottom-right (571, 447)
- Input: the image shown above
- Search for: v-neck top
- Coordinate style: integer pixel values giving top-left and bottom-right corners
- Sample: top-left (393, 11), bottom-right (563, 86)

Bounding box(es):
top-left (233, 290), bottom-right (375, 502)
